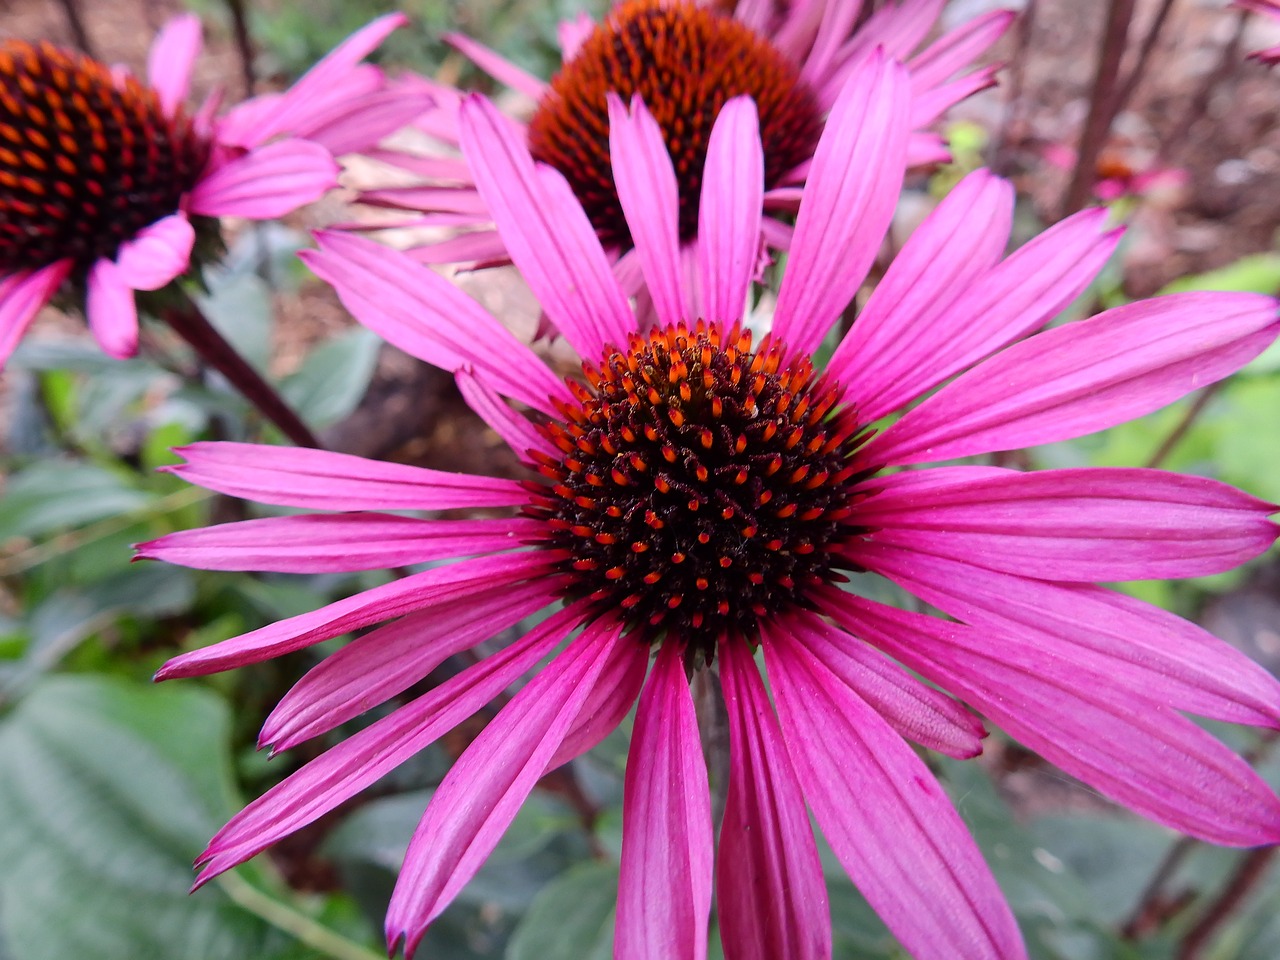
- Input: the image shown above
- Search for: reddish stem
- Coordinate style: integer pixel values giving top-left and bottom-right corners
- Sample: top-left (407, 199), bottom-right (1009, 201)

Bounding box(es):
top-left (162, 295), bottom-right (322, 449)
top-left (1061, 0), bottom-right (1138, 218)
top-left (223, 0), bottom-right (257, 100)
top-left (57, 0), bottom-right (95, 56)
top-left (1177, 847), bottom-right (1277, 959)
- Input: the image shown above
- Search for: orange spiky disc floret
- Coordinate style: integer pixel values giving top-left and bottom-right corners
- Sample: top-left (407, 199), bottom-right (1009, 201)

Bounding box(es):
top-left (0, 40), bottom-right (209, 275)
top-left (525, 321), bottom-right (869, 657)
top-left (527, 0), bottom-right (821, 250)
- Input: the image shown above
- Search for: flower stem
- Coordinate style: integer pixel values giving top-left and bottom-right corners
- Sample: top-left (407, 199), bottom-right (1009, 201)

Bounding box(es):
top-left (162, 294), bottom-right (323, 449)
top-left (1060, 0), bottom-right (1138, 218)
top-left (1144, 381), bottom-right (1225, 469)
top-left (694, 665), bottom-right (731, 836)
top-left (214, 871), bottom-right (386, 960)
top-left (222, 0), bottom-right (258, 100)
top-left (1121, 731), bottom-right (1278, 940)
top-left (1113, 0), bottom-right (1178, 115)
top-left (57, 0), bottom-right (95, 57)
top-left (1177, 847), bottom-right (1278, 959)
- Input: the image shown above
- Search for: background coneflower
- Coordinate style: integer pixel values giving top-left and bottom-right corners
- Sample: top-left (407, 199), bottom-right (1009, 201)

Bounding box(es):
top-left (0, 13), bottom-right (426, 368)
top-left (355, 0), bottom-right (1011, 279)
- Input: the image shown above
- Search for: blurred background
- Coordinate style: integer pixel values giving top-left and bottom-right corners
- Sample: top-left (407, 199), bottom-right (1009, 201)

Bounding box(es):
top-left (2, 0), bottom-right (1280, 957)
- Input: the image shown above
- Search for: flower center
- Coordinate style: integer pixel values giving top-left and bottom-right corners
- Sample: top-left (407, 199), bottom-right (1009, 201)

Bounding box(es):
top-left (527, 0), bottom-right (822, 250)
top-left (527, 321), bottom-right (867, 658)
top-left (0, 40), bottom-right (209, 275)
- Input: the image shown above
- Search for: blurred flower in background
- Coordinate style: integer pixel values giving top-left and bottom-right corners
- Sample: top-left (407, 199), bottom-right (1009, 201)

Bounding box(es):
top-left (0, 12), bottom-right (426, 368)
top-left (142, 51), bottom-right (1280, 960)
top-left (358, 0), bottom-right (1011, 281)
top-left (1041, 141), bottom-right (1189, 203)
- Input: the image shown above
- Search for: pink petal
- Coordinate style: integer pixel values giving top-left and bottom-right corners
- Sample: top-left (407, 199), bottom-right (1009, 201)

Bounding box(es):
top-left (798, 0), bottom-right (867, 92)
top-left (545, 632), bottom-right (648, 771)
top-left (192, 603), bottom-right (588, 886)
top-left (301, 231), bottom-right (569, 415)
top-left (0, 261), bottom-right (72, 367)
top-left (409, 231), bottom-right (509, 266)
top-left (147, 13), bottom-right (202, 117)
top-left (764, 620), bottom-right (1025, 960)
top-left (821, 591), bottom-right (1280, 847)
top-left (557, 12), bottom-right (596, 60)
top-left (907, 11), bottom-right (1015, 92)
top-left (457, 95), bottom-right (633, 358)
top-left (906, 132), bottom-right (952, 167)
top-left (86, 258), bottom-right (140, 359)
top-left (455, 367), bottom-right (557, 461)
top-left (360, 186), bottom-right (492, 215)
top-left (910, 66), bottom-right (999, 128)
top-left (717, 637), bottom-right (830, 960)
top-left (771, 52), bottom-right (910, 357)
top-left (113, 214), bottom-right (194, 290)
top-left (188, 140), bottom-right (338, 219)
top-left (866, 292), bottom-right (1280, 466)
top-left (842, 0), bottom-right (941, 62)
top-left (156, 551), bottom-right (557, 680)
top-left (608, 94), bottom-right (685, 328)
top-left (362, 149), bottom-right (474, 183)
top-left (445, 32), bottom-right (547, 99)
top-left (136, 513), bottom-right (540, 572)
top-left (843, 208), bottom-right (1121, 423)
top-left (289, 79), bottom-right (435, 157)
top-left (162, 441), bottom-right (529, 511)
top-left (788, 610), bottom-right (987, 758)
top-left (698, 97), bottom-right (764, 326)
top-left (222, 14), bottom-right (407, 149)
top-left (386, 619), bottom-right (626, 957)
top-left (616, 641), bottom-right (713, 960)
top-left (828, 170), bottom-right (1014, 418)
top-left (856, 467), bottom-right (1278, 582)
top-left (261, 579), bottom-right (555, 752)
top-left (850, 540), bottom-right (1280, 729)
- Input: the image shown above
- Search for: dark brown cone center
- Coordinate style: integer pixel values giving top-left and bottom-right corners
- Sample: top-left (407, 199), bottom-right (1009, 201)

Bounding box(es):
top-left (0, 40), bottom-right (209, 275)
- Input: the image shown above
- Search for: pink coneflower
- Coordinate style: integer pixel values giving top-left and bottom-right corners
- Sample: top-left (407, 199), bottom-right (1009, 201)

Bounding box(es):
top-left (361, 0), bottom-right (1012, 271)
top-left (0, 13), bottom-right (426, 367)
top-left (1237, 0), bottom-right (1280, 64)
top-left (142, 55), bottom-right (1280, 960)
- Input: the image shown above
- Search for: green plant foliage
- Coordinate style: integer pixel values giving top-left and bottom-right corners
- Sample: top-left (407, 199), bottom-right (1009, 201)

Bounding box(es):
top-left (506, 861), bottom-right (617, 960)
top-left (0, 676), bottom-right (288, 960)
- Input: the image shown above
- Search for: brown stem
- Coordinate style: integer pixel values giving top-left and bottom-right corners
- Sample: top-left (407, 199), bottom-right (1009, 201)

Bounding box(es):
top-left (1144, 380), bottom-right (1226, 469)
top-left (1177, 847), bottom-right (1277, 959)
top-left (1113, 0), bottom-right (1179, 116)
top-left (1121, 835), bottom-right (1196, 938)
top-left (223, 0), bottom-right (258, 100)
top-left (57, 0), bottom-right (95, 56)
top-left (694, 665), bottom-right (731, 838)
top-left (162, 294), bottom-right (322, 449)
top-left (1122, 732), bottom-right (1279, 940)
top-left (1060, 0), bottom-right (1139, 219)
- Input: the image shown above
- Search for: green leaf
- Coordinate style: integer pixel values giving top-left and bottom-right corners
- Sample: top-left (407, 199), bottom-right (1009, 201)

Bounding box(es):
top-left (1157, 253), bottom-right (1280, 297)
top-left (0, 565), bottom-right (194, 698)
top-left (1027, 816), bottom-right (1173, 928)
top-left (505, 861), bottom-right (617, 960)
top-left (281, 329), bottom-right (381, 428)
top-left (197, 271), bottom-right (274, 374)
top-left (0, 463), bottom-right (152, 541)
top-left (0, 675), bottom-right (285, 960)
